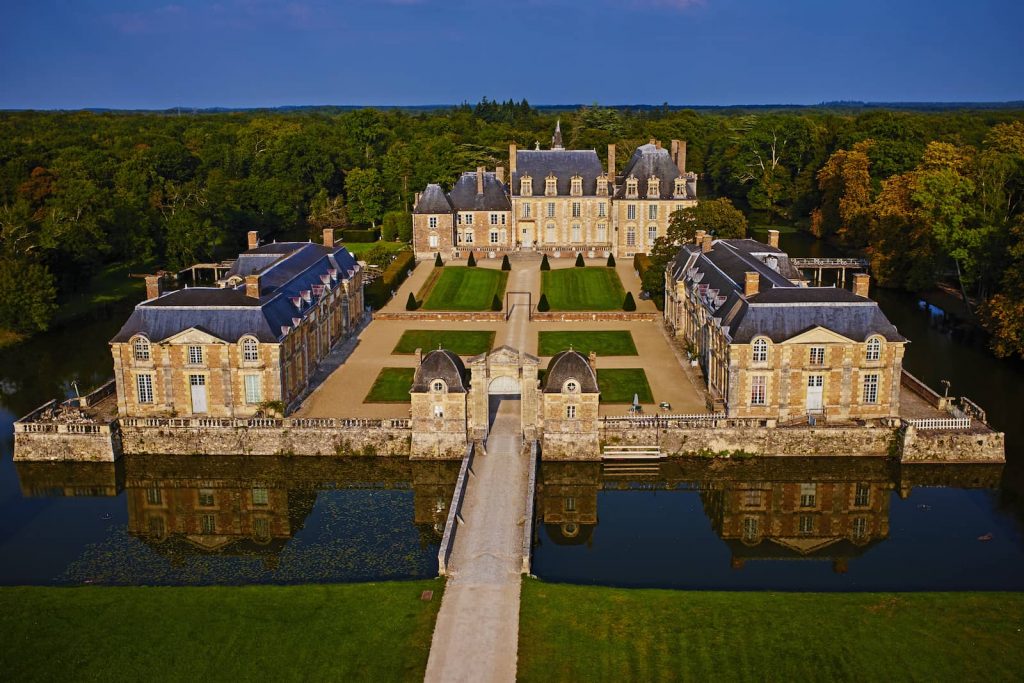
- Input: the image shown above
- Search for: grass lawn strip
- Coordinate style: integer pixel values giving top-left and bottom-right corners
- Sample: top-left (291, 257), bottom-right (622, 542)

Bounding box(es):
top-left (421, 267), bottom-right (509, 311)
top-left (519, 580), bottom-right (1024, 682)
top-left (541, 268), bottom-right (625, 311)
top-left (538, 331), bottom-right (637, 356)
top-left (364, 367), bottom-right (415, 402)
top-left (393, 330), bottom-right (496, 356)
top-left (1, 581), bottom-right (442, 682)
top-left (597, 368), bottom-right (653, 403)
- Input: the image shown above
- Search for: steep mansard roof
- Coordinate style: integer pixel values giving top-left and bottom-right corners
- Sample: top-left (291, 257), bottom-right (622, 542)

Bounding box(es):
top-left (613, 143), bottom-right (695, 200)
top-left (111, 243), bottom-right (359, 344)
top-left (447, 171), bottom-right (511, 211)
top-left (413, 183), bottom-right (454, 214)
top-left (511, 149), bottom-right (606, 196)
top-left (411, 349), bottom-right (468, 394)
top-left (670, 240), bottom-right (905, 344)
top-left (542, 350), bottom-right (599, 394)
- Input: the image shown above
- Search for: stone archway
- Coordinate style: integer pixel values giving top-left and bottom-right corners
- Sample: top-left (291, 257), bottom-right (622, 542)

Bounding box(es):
top-left (466, 345), bottom-right (540, 440)
top-left (488, 375), bottom-right (520, 395)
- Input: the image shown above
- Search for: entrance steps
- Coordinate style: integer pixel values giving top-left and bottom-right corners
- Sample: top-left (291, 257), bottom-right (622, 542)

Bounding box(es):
top-left (601, 445), bottom-right (663, 460)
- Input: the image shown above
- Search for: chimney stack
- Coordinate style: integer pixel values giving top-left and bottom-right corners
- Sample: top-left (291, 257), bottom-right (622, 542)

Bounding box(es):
top-left (144, 275), bottom-right (163, 301)
top-left (414, 191), bottom-right (421, 208)
top-left (245, 274), bottom-right (261, 299)
top-left (477, 166), bottom-right (485, 195)
top-left (495, 166), bottom-right (505, 184)
top-left (247, 230), bottom-right (259, 250)
top-left (702, 234), bottom-right (714, 254)
top-left (767, 229), bottom-right (780, 249)
top-left (695, 229), bottom-right (706, 246)
top-left (509, 144), bottom-right (517, 175)
top-left (853, 273), bottom-right (871, 298)
top-left (607, 144), bottom-right (616, 181)
top-left (322, 228), bottom-right (335, 248)
top-left (744, 272), bottom-right (760, 297)
top-left (677, 140), bottom-right (687, 174)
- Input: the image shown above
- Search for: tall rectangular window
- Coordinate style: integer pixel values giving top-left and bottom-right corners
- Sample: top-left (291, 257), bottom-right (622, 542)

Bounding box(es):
top-left (490, 230), bottom-right (499, 244)
top-left (648, 226), bottom-right (657, 244)
top-left (743, 489), bottom-right (762, 508)
top-left (564, 496), bottom-right (576, 512)
top-left (572, 202), bottom-right (581, 218)
top-left (598, 202), bottom-right (607, 218)
top-left (546, 202), bottom-right (556, 218)
top-left (188, 345), bottom-right (203, 365)
top-left (809, 346), bottom-right (825, 365)
top-left (597, 224), bottom-right (607, 242)
top-left (853, 517), bottom-right (868, 539)
top-left (136, 374), bottom-right (154, 404)
top-left (522, 203), bottom-right (532, 219)
top-left (750, 376), bottom-right (767, 405)
top-left (253, 517), bottom-right (271, 539)
top-left (244, 374), bottom-right (262, 404)
top-left (428, 216), bottom-right (438, 229)
top-left (648, 204), bottom-right (658, 220)
top-left (743, 517), bottom-right (759, 540)
top-left (799, 483), bottom-right (817, 508)
top-left (490, 213), bottom-right (499, 225)
top-left (571, 224), bottom-right (581, 242)
top-left (799, 515), bottom-right (814, 534)
top-left (464, 213), bottom-right (473, 225)
top-left (627, 204), bottom-right (637, 220)
top-left (146, 487), bottom-right (162, 505)
top-left (863, 374), bottom-right (879, 404)
top-left (566, 405), bottom-right (577, 419)
top-left (200, 514), bottom-right (216, 534)
top-left (198, 489), bottom-right (215, 507)
top-left (252, 487), bottom-right (269, 506)
top-left (854, 483), bottom-right (870, 507)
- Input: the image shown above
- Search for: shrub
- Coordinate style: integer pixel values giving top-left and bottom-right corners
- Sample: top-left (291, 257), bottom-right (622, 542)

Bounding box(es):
top-left (382, 211), bottom-right (411, 243)
top-left (501, 254), bottom-right (511, 270)
top-left (341, 228), bottom-right (380, 243)
top-left (434, 252), bottom-right (443, 267)
top-left (540, 254), bottom-right (550, 271)
top-left (363, 244), bottom-right (395, 268)
top-left (365, 250), bottom-right (415, 309)
top-left (537, 293), bottom-right (550, 312)
top-left (633, 252), bottom-right (652, 277)
top-left (491, 294), bottom-right (502, 311)
top-left (467, 252), bottom-right (477, 267)
top-left (623, 292), bottom-right (636, 311)
top-left (607, 253), bottom-right (616, 267)
top-left (575, 252), bottom-right (585, 267)
top-left (405, 292), bottom-right (418, 311)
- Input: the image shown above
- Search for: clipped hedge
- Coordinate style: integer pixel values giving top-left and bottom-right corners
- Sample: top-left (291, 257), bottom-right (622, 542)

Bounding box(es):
top-left (365, 250), bottom-right (415, 309)
top-left (342, 228), bottom-right (381, 243)
top-left (633, 253), bottom-right (652, 279)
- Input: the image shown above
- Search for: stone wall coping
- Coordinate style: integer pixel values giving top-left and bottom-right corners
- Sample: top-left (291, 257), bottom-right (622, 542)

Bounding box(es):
top-left (438, 442), bottom-right (475, 576)
top-left (121, 416), bottom-right (411, 430)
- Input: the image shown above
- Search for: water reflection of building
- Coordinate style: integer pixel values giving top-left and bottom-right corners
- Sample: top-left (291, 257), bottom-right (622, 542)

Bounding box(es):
top-left (536, 458), bottom-right (1004, 571)
top-left (15, 460), bottom-right (124, 498)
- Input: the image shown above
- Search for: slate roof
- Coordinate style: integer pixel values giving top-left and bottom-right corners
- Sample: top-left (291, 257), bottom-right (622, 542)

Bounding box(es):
top-left (670, 238), bottom-right (905, 344)
top-left (412, 350), bottom-right (468, 393)
top-left (413, 183), bottom-right (453, 214)
top-left (447, 171), bottom-right (511, 211)
top-left (111, 243), bottom-right (359, 344)
top-left (511, 150), bottom-right (606, 196)
top-left (613, 143), bottom-right (694, 200)
top-left (542, 350), bottom-right (599, 394)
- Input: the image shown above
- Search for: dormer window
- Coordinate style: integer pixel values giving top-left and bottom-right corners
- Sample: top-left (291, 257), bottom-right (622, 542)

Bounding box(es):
top-left (674, 177), bottom-right (687, 198)
top-left (596, 173), bottom-right (609, 196)
top-left (866, 337), bottom-right (882, 361)
top-left (563, 380), bottom-right (579, 394)
top-left (520, 175), bottom-right (532, 197)
top-left (133, 337), bottom-right (151, 362)
top-left (647, 175), bottom-right (660, 198)
top-left (242, 337), bottom-right (259, 362)
top-left (625, 175), bottom-right (638, 198)
top-left (545, 175), bottom-right (558, 196)
top-left (570, 175), bottom-right (583, 196)
top-left (432, 380), bottom-right (446, 393)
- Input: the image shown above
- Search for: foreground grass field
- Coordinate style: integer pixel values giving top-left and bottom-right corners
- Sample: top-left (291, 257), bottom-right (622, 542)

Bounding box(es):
top-left (364, 367), bottom-right (415, 402)
top-left (393, 329), bottom-right (495, 355)
top-left (519, 580), bottom-right (1024, 682)
top-left (541, 267), bottom-right (626, 311)
top-left (421, 267), bottom-right (508, 311)
top-left (538, 330), bottom-right (638, 356)
top-left (596, 368), bottom-right (653, 403)
top-left (1, 581), bottom-right (443, 682)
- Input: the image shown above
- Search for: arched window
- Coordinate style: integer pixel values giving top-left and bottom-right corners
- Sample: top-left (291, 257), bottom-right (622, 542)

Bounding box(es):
top-left (752, 338), bottom-right (768, 363)
top-left (432, 380), bottom-right (446, 393)
top-left (242, 337), bottom-right (259, 362)
top-left (866, 337), bottom-right (882, 361)
top-left (563, 380), bottom-right (579, 393)
top-left (133, 337), bottom-right (150, 362)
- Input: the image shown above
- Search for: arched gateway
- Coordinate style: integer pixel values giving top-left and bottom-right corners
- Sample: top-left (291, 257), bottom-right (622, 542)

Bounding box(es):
top-left (467, 346), bottom-right (540, 439)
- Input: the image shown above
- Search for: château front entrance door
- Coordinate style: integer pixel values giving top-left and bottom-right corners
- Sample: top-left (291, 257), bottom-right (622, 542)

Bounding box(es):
top-left (805, 375), bottom-right (824, 412)
top-left (190, 374), bottom-right (208, 414)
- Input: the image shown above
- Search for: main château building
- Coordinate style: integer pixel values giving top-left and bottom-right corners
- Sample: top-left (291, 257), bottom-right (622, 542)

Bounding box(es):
top-left (412, 123), bottom-right (698, 259)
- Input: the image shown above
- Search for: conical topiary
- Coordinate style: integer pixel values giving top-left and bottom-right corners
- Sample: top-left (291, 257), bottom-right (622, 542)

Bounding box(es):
top-left (537, 293), bottom-right (550, 312)
top-left (501, 254), bottom-right (511, 271)
top-left (405, 292), bottom-right (418, 311)
top-left (540, 254), bottom-right (551, 271)
top-left (467, 252), bottom-right (477, 267)
top-left (434, 252), bottom-right (443, 267)
top-left (575, 252), bottom-right (585, 267)
top-left (491, 294), bottom-right (502, 311)
top-left (607, 253), bottom-right (616, 267)
top-left (622, 292), bottom-right (636, 311)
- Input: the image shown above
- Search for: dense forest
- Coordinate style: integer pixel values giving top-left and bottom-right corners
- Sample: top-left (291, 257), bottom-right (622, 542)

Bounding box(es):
top-left (1, 102), bottom-right (1023, 357)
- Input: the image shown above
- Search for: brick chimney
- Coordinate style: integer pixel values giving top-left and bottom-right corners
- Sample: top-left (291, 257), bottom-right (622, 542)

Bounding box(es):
top-left (767, 229), bottom-right (780, 249)
top-left (247, 230), bottom-right (259, 250)
top-left (144, 275), bottom-right (163, 301)
top-left (695, 229), bottom-right (706, 246)
top-left (702, 234), bottom-right (714, 254)
top-left (853, 273), bottom-right (871, 298)
top-left (744, 272), bottom-right (760, 297)
top-left (476, 166), bottom-right (485, 195)
top-left (509, 144), bottom-right (517, 175)
top-left (495, 166), bottom-right (505, 184)
top-left (671, 140), bottom-right (687, 175)
top-left (322, 228), bottom-right (335, 248)
top-left (245, 274), bottom-right (261, 299)
top-left (607, 144), bottom-right (616, 180)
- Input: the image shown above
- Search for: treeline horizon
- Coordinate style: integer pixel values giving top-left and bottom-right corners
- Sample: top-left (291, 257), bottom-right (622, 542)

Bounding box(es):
top-left (1, 101), bottom-right (1022, 357)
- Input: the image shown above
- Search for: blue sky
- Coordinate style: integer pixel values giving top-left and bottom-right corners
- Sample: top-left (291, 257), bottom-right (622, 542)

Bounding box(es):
top-left (1, 0), bottom-right (1021, 109)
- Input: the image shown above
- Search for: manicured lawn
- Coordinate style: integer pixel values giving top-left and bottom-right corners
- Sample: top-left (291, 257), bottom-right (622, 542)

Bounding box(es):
top-left (541, 268), bottom-right (625, 311)
top-left (538, 331), bottom-right (638, 356)
top-left (364, 367), bottom-right (415, 402)
top-left (596, 368), bottom-right (653, 403)
top-left (340, 240), bottom-right (409, 256)
top-left (519, 580), bottom-right (1024, 682)
top-left (393, 330), bottom-right (495, 356)
top-left (421, 267), bottom-right (509, 311)
top-left (0, 581), bottom-right (443, 682)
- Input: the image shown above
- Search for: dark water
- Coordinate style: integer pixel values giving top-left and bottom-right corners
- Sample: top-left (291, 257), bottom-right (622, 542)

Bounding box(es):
top-left (531, 229), bottom-right (1024, 590)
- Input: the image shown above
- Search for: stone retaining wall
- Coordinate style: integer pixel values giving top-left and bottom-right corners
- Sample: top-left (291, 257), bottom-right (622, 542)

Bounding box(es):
top-left (374, 311), bottom-right (506, 322)
top-left (120, 424), bottom-right (411, 457)
top-left (13, 428), bottom-right (121, 462)
top-left (533, 311), bottom-right (660, 322)
top-left (900, 426), bottom-right (1006, 463)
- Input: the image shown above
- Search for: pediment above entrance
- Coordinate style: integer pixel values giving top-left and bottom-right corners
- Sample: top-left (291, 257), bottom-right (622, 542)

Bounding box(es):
top-left (164, 327), bottom-right (227, 345)
top-left (468, 345), bottom-right (539, 367)
top-left (781, 326), bottom-right (855, 345)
